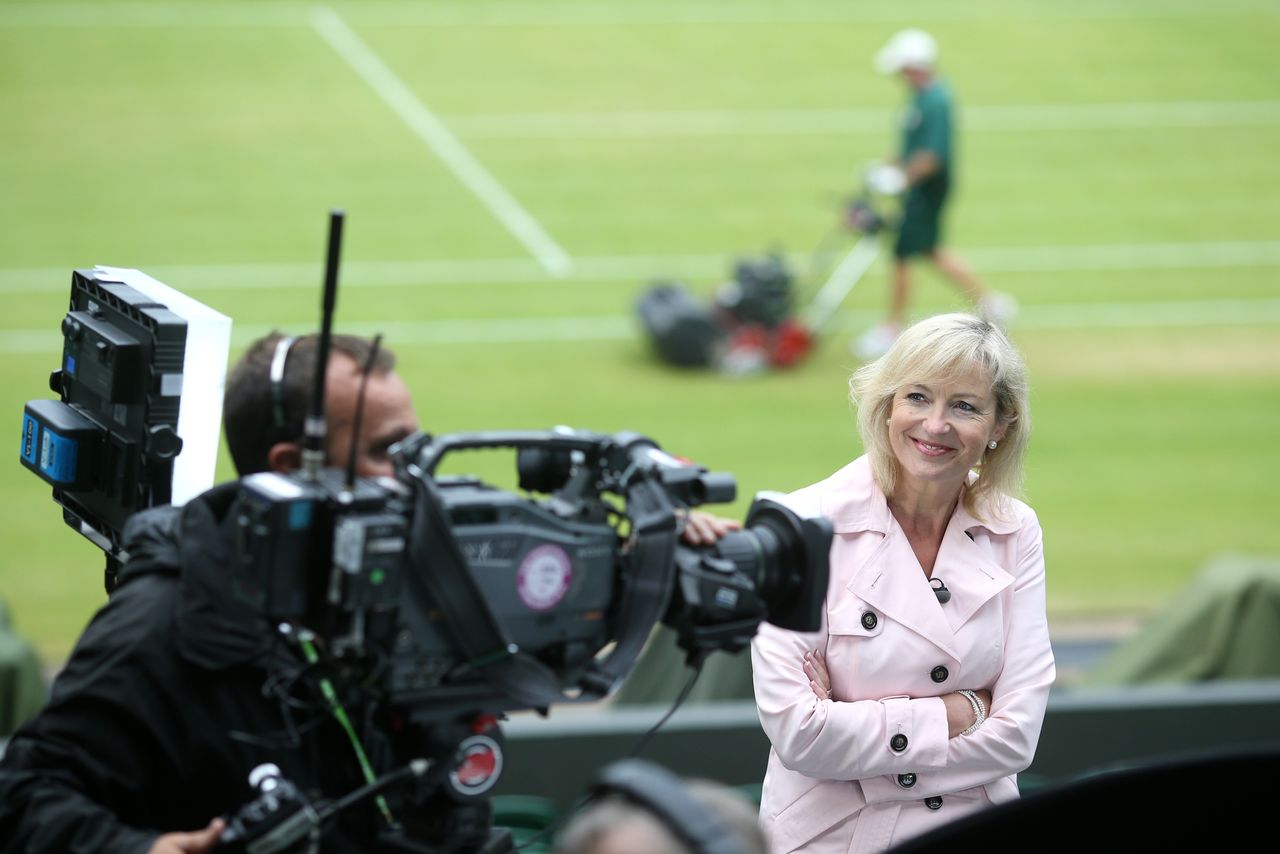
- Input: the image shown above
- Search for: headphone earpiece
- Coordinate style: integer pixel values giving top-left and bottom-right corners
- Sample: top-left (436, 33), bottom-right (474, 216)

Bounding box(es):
top-left (588, 759), bottom-right (748, 854)
top-left (269, 335), bottom-right (298, 436)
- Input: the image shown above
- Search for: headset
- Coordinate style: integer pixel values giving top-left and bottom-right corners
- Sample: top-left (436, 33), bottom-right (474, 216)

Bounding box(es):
top-left (587, 759), bottom-right (754, 854)
top-left (269, 333), bottom-right (298, 437)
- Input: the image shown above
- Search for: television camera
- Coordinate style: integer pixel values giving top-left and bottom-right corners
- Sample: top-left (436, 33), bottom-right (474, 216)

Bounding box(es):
top-left (21, 211), bottom-right (832, 853)
top-left (237, 425), bottom-right (831, 718)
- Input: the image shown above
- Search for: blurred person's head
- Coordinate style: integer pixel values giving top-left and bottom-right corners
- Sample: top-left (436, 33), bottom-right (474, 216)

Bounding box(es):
top-left (223, 331), bottom-right (418, 478)
top-left (875, 28), bottom-right (937, 87)
top-left (554, 760), bottom-right (766, 854)
top-left (848, 312), bottom-right (1030, 519)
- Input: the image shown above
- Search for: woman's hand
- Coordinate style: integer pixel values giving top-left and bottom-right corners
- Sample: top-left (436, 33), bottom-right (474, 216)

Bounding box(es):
top-left (679, 510), bottom-right (741, 546)
top-left (976, 689), bottom-right (992, 713)
top-left (802, 648), bottom-right (833, 701)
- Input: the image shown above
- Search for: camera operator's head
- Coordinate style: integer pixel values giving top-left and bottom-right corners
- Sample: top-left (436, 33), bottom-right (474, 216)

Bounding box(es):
top-left (554, 760), bottom-right (767, 854)
top-left (223, 330), bottom-right (419, 478)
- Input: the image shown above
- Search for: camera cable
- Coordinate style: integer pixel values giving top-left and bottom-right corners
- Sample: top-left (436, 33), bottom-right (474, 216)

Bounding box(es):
top-left (295, 630), bottom-right (398, 829)
top-left (628, 650), bottom-right (707, 759)
top-left (317, 758), bottom-right (432, 825)
top-left (343, 332), bottom-right (383, 490)
top-left (505, 655), bottom-right (706, 851)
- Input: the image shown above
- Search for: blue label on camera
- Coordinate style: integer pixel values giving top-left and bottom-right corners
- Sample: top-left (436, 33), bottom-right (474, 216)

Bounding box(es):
top-left (289, 501), bottom-right (313, 530)
top-left (20, 414), bottom-right (39, 465)
top-left (65, 353), bottom-right (77, 377)
top-left (38, 426), bottom-right (79, 484)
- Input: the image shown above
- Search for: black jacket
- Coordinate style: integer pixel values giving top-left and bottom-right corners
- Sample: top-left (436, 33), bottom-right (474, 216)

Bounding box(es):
top-left (0, 483), bottom-right (389, 853)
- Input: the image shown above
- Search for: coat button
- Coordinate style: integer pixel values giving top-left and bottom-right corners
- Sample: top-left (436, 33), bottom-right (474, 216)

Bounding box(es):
top-left (924, 796), bottom-right (943, 810)
top-left (889, 734), bottom-right (908, 752)
top-left (930, 665), bottom-right (949, 683)
top-left (897, 773), bottom-right (917, 788)
top-left (861, 611), bottom-right (878, 630)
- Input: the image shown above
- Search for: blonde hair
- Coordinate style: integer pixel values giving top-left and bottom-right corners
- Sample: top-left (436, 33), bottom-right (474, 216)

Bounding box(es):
top-left (848, 313), bottom-right (1030, 519)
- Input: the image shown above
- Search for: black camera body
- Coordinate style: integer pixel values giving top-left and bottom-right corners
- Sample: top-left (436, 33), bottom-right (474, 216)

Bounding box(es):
top-left (225, 422), bottom-right (830, 851)
top-left (233, 427), bottom-right (831, 724)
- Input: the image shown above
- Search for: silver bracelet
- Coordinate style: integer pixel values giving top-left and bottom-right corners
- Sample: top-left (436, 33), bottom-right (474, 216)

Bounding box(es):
top-left (957, 689), bottom-right (986, 736)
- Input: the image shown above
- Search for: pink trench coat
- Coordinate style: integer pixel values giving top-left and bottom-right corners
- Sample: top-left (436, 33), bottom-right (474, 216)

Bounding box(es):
top-left (751, 457), bottom-right (1055, 853)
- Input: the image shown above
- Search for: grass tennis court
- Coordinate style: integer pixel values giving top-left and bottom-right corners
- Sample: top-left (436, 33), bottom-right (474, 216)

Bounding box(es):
top-left (2, 0), bottom-right (1278, 663)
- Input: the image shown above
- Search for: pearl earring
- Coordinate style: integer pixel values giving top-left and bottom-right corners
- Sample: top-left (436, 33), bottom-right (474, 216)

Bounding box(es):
top-left (988, 440), bottom-right (998, 450)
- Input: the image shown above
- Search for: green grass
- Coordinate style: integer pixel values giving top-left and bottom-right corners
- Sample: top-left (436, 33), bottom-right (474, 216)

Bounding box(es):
top-left (2, 0), bottom-right (1279, 663)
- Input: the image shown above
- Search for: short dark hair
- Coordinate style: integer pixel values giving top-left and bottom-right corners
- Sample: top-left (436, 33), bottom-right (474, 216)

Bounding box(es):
top-left (223, 331), bottom-right (397, 475)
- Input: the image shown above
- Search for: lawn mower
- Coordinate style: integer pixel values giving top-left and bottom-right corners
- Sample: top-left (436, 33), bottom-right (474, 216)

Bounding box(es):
top-left (636, 190), bottom-right (887, 375)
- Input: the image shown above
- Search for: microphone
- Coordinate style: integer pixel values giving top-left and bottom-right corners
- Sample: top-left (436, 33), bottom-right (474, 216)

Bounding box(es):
top-left (931, 578), bottom-right (951, 604)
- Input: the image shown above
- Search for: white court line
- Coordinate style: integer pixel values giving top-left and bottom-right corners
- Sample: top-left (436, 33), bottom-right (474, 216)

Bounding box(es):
top-left (2, 1), bottom-right (1276, 27)
top-left (3, 241), bottom-right (1279, 294)
top-left (309, 6), bottom-right (572, 277)
top-left (448, 101), bottom-right (1280, 139)
top-left (966, 241), bottom-right (1280, 272)
top-left (3, 298), bottom-right (1279, 354)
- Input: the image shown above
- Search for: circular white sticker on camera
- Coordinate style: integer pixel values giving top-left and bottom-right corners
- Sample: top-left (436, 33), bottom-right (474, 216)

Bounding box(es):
top-left (516, 544), bottom-right (573, 611)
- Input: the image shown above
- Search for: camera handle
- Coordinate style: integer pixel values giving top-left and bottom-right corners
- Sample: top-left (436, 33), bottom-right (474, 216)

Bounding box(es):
top-left (404, 430), bottom-right (613, 477)
top-left (403, 429), bottom-right (732, 508)
top-left (218, 760), bottom-right (433, 853)
top-left (321, 759), bottom-right (432, 823)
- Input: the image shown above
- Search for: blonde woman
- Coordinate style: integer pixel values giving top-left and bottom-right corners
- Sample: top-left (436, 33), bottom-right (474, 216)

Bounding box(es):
top-left (752, 313), bottom-right (1054, 852)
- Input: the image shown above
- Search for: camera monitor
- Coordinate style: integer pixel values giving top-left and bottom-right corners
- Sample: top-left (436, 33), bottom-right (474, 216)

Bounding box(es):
top-left (19, 266), bottom-right (231, 589)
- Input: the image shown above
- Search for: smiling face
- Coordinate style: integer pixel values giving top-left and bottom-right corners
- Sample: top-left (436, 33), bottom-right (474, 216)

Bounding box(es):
top-left (886, 364), bottom-right (1007, 500)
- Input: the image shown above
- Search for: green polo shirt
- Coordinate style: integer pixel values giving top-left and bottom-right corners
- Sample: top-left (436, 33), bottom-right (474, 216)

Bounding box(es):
top-left (900, 78), bottom-right (953, 184)
top-left (894, 78), bottom-right (954, 257)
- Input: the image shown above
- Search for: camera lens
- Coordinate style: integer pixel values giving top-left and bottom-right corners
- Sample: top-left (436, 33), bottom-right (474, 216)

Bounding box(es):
top-left (662, 494), bottom-right (830, 659)
top-left (689, 494), bottom-right (831, 634)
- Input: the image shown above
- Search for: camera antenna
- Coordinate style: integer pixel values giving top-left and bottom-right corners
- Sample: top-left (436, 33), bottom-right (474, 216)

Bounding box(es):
top-left (302, 209), bottom-right (345, 481)
top-left (343, 333), bottom-right (383, 489)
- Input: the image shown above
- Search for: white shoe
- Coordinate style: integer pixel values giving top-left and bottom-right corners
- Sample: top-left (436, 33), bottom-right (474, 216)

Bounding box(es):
top-left (978, 292), bottom-right (1018, 329)
top-left (852, 323), bottom-right (901, 360)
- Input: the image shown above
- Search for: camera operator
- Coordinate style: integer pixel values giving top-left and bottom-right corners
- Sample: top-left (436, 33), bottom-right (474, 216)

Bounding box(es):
top-left (223, 331), bottom-right (419, 480)
top-left (0, 330), bottom-right (739, 854)
top-left (0, 331), bottom-right (433, 854)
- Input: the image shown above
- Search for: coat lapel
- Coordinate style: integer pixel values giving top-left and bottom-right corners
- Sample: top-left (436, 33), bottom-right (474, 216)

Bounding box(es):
top-left (848, 526), bottom-right (961, 659)
top-left (934, 510), bottom-right (1015, 631)
top-left (836, 500), bottom-right (1015, 660)
top-left (814, 456), bottom-right (1017, 658)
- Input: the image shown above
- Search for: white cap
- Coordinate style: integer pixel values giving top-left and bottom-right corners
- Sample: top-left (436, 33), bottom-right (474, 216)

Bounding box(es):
top-left (874, 29), bottom-right (938, 74)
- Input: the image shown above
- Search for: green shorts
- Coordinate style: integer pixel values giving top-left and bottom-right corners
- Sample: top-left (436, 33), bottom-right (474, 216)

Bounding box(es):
top-left (893, 180), bottom-right (950, 259)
